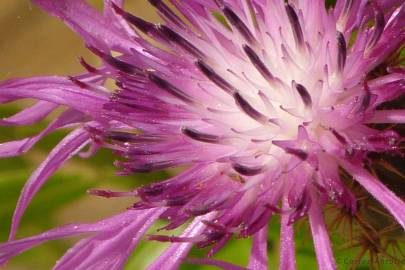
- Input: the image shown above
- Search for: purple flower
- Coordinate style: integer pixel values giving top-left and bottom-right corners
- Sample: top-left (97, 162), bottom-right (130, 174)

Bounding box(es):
top-left (0, 0), bottom-right (404, 269)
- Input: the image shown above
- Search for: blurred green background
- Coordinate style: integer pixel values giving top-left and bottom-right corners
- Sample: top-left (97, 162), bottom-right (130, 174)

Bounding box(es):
top-left (0, 1), bottom-right (403, 269)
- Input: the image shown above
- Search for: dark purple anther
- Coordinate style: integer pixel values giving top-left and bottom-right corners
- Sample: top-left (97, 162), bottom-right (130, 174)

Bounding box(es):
top-left (330, 128), bottom-right (348, 145)
top-left (88, 46), bottom-right (142, 74)
top-left (285, 147), bottom-right (308, 160)
top-left (148, 0), bottom-right (186, 29)
top-left (232, 162), bottom-right (264, 176)
top-left (196, 59), bottom-right (237, 94)
top-left (223, 6), bottom-right (257, 45)
top-left (285, 4), bottom-right (304, 47)
top-left (157, 25), bottom-right (205, 58)
top-left (112, 3), bottom-right (157, 35)
top-left (243, 44), bottom-right (274, 82)
top-left (294, 82), bottom-right (312, 108)
top-left (367, 6), bottom-right (385, 49)
top-left (233, 92), bottom-right (268, 124)
top-left (182, 127), bottom-right (221, 143)
top-left (337, 31), bottom-right (346, 72)
top-left (147, 72), bottom-right (198, 105)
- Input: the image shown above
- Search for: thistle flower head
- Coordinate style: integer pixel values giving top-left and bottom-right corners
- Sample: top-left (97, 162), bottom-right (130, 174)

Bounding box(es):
top-left (0, 0), bottom-right (404, 269)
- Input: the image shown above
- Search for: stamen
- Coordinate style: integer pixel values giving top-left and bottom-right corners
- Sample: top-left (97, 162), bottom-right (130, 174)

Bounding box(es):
top-left (148, 0), bottom-right (186, 29)
top-left (202, 220), bottom-right (232, 232)
top-left (79, 57), bottom-right (99, 73)
top-left (148, 234), bottom-right (200, 243)
top-left (288, 191), bottom-right (311, 224)
top-left (187, 200), bottom-right (226, 216)
top-left (342, 0), bottom-right (353, 18)
top-left (118, 160), bottom-right (178, 173)
top-left (165, 193), bottom-right (196, 206)
top-left (232, 162), bottom-right (264, 176)
top-left (157, 24), bottom-right (205, 58)
top-left (358, 81), bottom-right (371, 112)
top-left (222, 6), bottom-right (257, 45)
top-left (285, 147), bottom-right (308, 160)
top-left (264, 204), bottom-right (284, 214)
top-left (105, 132), bottom-right (165, 143)
top-left (213, 0), bottom-right (225, 8)
top-left (330, 128), bottom-right (348, 145)
top-left (112, 3), bottom-right (157, 34)
top-left (285, 4), bottom-right (304, 47)
top-left (68, 76), bottom-right (89, 89)
top-left (337, 31), bottom-right (346, 72)
top-left (88, 189), bottom-right (137, 198)
top-left (139, 183), bottom-right (168, 196)
top-left (196, 60), bottom-right (237, 94)
top-left (293, 81), bottom-right (312, 108)
top-left (147, 71), bottom-right (199, 105)
top-left (88, 46), bottom-right (142, 74)
top-left (242, 44), bottom-right (274, 81)
top-left (233, 92), bottom-right (268, 124)
top-left (366, 6), bottom-right (385, 49)
top-left (200, 230), bottom-right (226, 247)
top-left (181, 127), bottom-right (222, 143)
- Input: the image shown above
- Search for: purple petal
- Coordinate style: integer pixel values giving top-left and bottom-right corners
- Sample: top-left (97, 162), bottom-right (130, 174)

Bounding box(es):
top-left (53, 208), bottom-right (164, 270)
top-left (248, 226), bottom-right (268, 270)
top-left (367, 109), bottom-right (405, 124)
top-left (341, 160), bottom-right (405, 230)
top-left (0, 76), bottom-right (107, 118)
top-left (0, 101), bottom-right (58, 126)
top-left (0, 109), bottom-right (85, 158)
top-left (0, 139), bottom-right (31, 158)
top-left (279, 197), bottom-right (296, 270)
top-left (308, 196), bottom-right (337, 270)
top-left (9, 128), bottom-right (90, 240)
top-left (0, 209), bottom-right (159, 266)
top-left (103, 0), bottom-right (135, 38)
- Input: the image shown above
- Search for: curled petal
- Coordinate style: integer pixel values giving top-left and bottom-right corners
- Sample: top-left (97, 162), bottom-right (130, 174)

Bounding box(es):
top-left (9, 128), bottom-right (90, 240)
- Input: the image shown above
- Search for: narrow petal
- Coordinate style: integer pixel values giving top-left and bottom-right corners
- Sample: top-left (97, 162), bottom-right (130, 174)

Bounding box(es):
top-left (340, 160), bottom-right (405, 230)
top-left (248, 226), bottom-right (268, 270)
top-left (103, 0), bottom-right (135, 37)
top-left (0, 101), bottom-right (58, 126)
top-left (367, 109), bottom-right (405, 124)
top-left (308, 197), bottom-right (336, 270)
top-left (0, 77), bottom-right (107, 118)
top-left (0, 110), bottom-right (85, 158)
top-left (0, 139), bottom-right (31, 158)
top-left (146, 212), bottom-right (216, 270)
top-left (0, 210), bottom-right (157, 265)
top-left (53, 208), bottom-right (164, 270)
top-left (279, 198), bottom-right (296, 270)
top-left (9, 128), bottom-right (90, 240)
